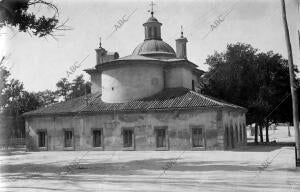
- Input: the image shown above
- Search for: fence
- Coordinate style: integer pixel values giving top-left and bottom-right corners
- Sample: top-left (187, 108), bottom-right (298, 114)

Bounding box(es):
top-left (0, 137), bottom-right (26, 150)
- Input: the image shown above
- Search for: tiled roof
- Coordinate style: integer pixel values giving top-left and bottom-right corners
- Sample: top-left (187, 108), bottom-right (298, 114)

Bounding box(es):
top-left (23, 88), bottom-right (246, 117)
top-left (117, 55), bottom-right (159, 61)
top-left (132, 39), bottom-right (176, 58)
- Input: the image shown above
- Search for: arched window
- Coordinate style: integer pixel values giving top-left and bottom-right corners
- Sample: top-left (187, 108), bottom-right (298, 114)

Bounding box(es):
top-left (154, 27), bottom-right (157, 37)
top-left (148, 27), bottom-right (152, 38)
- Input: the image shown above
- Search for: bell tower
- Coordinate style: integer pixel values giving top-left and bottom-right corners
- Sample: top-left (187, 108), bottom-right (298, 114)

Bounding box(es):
top-left (143, 1), bottom-right (162, 40)
top-left (95, 37), bottom-right (107, 65)
top-left (175, 26), bottom-right (188, 59)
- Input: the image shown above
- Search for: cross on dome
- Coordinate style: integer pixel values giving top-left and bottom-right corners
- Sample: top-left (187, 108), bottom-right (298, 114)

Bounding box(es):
top-left (99, 37), bottom-right (102, 48)
top-left (149, 1), bottom-right (156, 17)
top-left (181, 25), bottom-right (184, 37)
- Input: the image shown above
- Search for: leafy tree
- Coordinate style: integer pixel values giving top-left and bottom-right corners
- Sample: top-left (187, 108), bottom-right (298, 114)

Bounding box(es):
top-left (0, 0), bottom-right (70, 38)
top-left (202, 42), bottom-right (295, 143)
top-left (35, 89), bottom-right (57, 107)
top-left (0, 65), bottom-right (40, 137)
top-left (56, 75), bottom-right (91, 101)
top-left (56, 77), bottom-right (71, 100)
top-left (0, 76), bottom-right (41, 116)
top-left (0, 64), bottom-right (10, 95)
top-left (69, 75), bottom-right (91, 99)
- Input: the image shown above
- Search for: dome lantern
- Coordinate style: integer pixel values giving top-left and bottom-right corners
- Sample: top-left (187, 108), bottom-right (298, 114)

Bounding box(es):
top-left (143, 1), bottom-right (162, 40)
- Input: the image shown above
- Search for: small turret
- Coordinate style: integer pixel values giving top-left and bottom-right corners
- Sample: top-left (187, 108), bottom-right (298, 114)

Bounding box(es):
top-left (175, 26), bottom-right (188, 59)
top-left (95, 38), bottom-right (119, 65)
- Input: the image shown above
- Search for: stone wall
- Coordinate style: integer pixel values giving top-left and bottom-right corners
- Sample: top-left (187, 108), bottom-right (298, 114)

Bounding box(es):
top-left (25, 109), bottom-right (246, 151)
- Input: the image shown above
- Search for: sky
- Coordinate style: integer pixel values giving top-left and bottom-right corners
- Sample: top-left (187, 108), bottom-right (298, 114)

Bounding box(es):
top-left (0, 0), bottom-right (299, 92)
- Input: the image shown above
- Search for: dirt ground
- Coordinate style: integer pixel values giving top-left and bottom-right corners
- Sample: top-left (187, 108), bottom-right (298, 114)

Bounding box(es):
top-left (0, 145), bottom-right (299, 192)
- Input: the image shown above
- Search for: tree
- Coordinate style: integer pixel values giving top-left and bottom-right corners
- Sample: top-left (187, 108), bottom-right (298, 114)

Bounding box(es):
top-left (1, 77), bottom-right (41, 116)
top-left (0, 65), bottom-right (40, 137)
top-left (69, 75), bottom-right (91, 99)
top-left (0, 0), bottom-right (70, 38)
top-left (56, 77), bottom-right (71, 100)
top-left (202, 42), bottom-right (295, 143)
top-left (35, 89), bottom-right (57, 107)
top-left (56, 75), bottom-right (91, 101)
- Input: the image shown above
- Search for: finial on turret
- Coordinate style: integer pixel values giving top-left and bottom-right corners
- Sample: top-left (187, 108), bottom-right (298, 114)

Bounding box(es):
top-left (148, 1), bottom-right (156, 17)
top-left (99, 37), bottom-right (102, 48)
top-left (181, 25), bottom-right (184, 38)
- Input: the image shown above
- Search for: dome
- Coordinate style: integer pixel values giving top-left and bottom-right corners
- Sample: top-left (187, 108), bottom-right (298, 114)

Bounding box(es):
top-left (147, 16), bottom-right (159, 22)
top-left (132, 39), bottom-right (176, 58)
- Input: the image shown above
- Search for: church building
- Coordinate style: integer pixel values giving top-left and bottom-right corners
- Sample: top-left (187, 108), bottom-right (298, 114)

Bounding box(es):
top-left (24, 10), bottom-right (247, 151)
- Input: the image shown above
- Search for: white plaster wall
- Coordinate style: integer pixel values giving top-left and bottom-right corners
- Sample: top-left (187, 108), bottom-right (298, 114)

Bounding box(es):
top-left (182, 68), bottom-right (193, 88)
top-left (166, 67), bottom-right (193, 89)
top-left (26, 109), bottom-right (224, 151)
top-left (192, 74), bottom-right (199, 89)
top-left (91, 73), bottom-right (102, 93)
top-left (101, 64), bottom-right (164, 103)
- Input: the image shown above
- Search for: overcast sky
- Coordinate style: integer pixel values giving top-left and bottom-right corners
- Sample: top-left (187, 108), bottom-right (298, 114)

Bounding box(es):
top-left (0, 0), bottom-right (299, 92)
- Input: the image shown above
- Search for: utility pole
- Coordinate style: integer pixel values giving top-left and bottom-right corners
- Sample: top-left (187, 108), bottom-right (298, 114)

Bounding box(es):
top-left (281, 0), bottom-right (300, 166)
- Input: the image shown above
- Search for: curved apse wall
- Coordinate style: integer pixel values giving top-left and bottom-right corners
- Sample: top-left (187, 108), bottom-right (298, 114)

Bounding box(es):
top-left (101, 64), bottom-right (164, 103)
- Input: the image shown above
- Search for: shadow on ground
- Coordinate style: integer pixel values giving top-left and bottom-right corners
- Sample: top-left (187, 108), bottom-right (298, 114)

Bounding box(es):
top-left (2, 158), bottom-right (298, 192)
top-left (0, 150), bottom-right (30, 156)
top-left (1, 157), bottom-right (284, 177)
top-left (230, 142), bottom-right (295, 152)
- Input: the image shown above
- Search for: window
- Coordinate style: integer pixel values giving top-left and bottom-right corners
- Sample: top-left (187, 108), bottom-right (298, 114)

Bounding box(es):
top-left (123, 129), bottom-right (134, 148)
top-left (93, 130), bottom-right (102, 147)
top-left (154, 27), bottom-right (157, 37)
top-left (235, 125), bottom-right (239, 142)
top-left (230, 124), bottom-right (235, 148)
top-left (244, 124), bottom-right (246, 140)
top-left (38, 131), bottom-right (46, 148)
top-left (156, 128), bottom-right (167, 148)
top-left (148, 27), bottom-right (152, 38)
top-left (192, 128), bottom-right (204, 147)
top-left (64, 130), bottom-right (73, 148)
top-left (239, 124), bottom-right (243, 143)
top-left (225, 125), bottom-right (230, 149)
top-left (192, 80), bottom-right (195, 91)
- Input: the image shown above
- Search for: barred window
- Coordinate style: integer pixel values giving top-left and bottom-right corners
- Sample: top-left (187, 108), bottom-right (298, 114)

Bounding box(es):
top-left (156, 128), bottom-right (166, 148)
top-left (64, 130), bottom-right (73, 148)
top-left (192, 128), bottom-right (204, 147)
top-left (38, 131), bottom-right (46, 147)
top-left (93, 130), bottom-right (102, 147)
top-left (123, 129), bottom-right (133, 148)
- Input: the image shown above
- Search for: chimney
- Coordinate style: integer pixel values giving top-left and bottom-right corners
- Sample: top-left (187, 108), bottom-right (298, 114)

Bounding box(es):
top-left (175, 26), bottom-right (188, 59)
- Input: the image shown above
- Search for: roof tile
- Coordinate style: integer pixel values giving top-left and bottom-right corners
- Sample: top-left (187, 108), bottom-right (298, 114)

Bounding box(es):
top-left (23, 88), bottom-right (246, 116)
